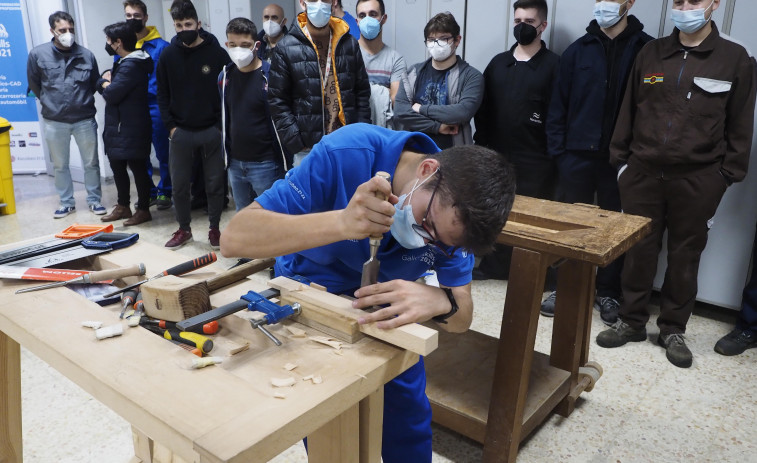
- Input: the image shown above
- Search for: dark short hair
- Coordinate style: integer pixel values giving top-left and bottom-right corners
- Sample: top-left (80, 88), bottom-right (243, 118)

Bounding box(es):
top-left (170, 0), bottom-right (198, 21)
top-left (123, 0), bottom-right (148, 16)
top-left (226, 17), bottom-right (257, 38)
top-left (356, 0), bottom-right (385, 16)
top-left (423, 145), bottom-right (516, 255)
top-left (513, 0), bottom-right (548, 22)
top-left (104, 21), bottom-right (137, 52)
top-left (424, 12), bottom-right (460, 40)
top-left (49, 11), bottom-right (74, 29)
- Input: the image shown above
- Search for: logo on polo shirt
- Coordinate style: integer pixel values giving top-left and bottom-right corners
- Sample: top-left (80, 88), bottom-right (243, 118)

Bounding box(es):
top-left (201, 64), bottom-right (211, 74)
top-left (643, 73), bottom-right (664, 85)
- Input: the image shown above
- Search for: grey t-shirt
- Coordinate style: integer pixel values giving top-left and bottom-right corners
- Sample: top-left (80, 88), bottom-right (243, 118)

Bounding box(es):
top-left (360, 44), bottom-right (407, 88)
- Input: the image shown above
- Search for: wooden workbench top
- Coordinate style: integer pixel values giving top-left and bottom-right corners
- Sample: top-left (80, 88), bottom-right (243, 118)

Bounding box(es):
top-left (502, 195), bottom-right (651, 266)
top-left (0, 240), bottom-right (417, 463)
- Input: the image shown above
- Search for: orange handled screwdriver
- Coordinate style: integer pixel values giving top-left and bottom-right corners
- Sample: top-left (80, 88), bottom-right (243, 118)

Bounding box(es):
top-left (141, 319), bottom-right (219, 335)
top-left (102, 252), bottom-right (218, 298)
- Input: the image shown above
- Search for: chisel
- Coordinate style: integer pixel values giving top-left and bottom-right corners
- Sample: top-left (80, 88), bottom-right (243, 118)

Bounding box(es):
top-left (15, 264), bottom-right (146, 294)
top-left (360, 171), bottom-right (391, 287)
top-left (102, 252), bottom-right (218, 298)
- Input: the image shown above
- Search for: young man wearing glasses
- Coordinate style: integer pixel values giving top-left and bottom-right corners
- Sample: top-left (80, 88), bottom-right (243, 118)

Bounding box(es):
top-left (221, 122), bottom-right (516, 462)
top-left (394, 12), bottom-right (483, 149)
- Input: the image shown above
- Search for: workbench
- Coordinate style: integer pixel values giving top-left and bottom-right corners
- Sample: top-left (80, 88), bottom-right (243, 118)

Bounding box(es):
top-left (425, 196), bottom-right (651, 462)
top-left (0, 240), bottom-right (417, 463)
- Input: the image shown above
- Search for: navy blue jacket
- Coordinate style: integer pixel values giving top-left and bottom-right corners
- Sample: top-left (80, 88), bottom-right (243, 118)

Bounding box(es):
top-left (98, 50), bottom-right (153, 161)
top-left (546, 16), bottom-right (653, 159)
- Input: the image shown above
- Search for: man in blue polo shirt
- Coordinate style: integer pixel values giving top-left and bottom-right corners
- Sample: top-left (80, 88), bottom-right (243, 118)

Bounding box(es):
top-left (221, 122), bottom-right (515, 461)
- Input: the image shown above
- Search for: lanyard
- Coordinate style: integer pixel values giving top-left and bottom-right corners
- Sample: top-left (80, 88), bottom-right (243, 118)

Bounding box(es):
top-left (302, 25), bottom-right (332, 92)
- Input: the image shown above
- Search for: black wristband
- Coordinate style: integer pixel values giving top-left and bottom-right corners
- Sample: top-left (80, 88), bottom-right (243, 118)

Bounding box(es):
top-left (433, 287), bottom-right (458, 324)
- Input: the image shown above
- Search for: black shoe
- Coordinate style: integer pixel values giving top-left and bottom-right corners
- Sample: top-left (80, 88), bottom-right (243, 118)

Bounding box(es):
top-left (595, 296), bottom-right (620, 326)
top-left (472, 268), bottom-right (489, 281)
top-left (657, 333), bottom-right (693, 368)
top-left (596, 319), bottom-right (647, 348)
top-left (540, 291), bottom-right (556, 317)
top-left (714, 328), bottom-right (757, 356)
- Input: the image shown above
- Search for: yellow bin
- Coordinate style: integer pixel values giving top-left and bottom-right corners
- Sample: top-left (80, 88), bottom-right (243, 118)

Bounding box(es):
top-left (0, 117), bottom-right (16, 215)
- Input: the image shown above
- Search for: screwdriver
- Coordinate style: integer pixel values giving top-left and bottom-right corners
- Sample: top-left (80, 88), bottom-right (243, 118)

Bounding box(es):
top-left (119, 289), bottom-right (138, 319)
top-left (141, 324), bottom-right (203, 356)
top-left (163, 328), bottom-right (214, 354)
top-left (140, 318), bottom-right (219, 335)
top-left (102, 252), bottom-right (218, 298)
top-left (133, 292), bottom-right (145, 318)
top-left (15, 263), bottom-right (146, 294)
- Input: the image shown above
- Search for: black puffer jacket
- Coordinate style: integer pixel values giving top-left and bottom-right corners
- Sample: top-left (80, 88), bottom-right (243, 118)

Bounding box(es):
top-left (268, 13), bottom-right (371, 154)
top-left (98, 50), bottom-right (153, 160)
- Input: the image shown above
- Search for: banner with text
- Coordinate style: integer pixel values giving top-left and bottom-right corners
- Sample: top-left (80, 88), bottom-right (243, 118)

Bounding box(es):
top-left (0, 0), bottom-right (45, 173)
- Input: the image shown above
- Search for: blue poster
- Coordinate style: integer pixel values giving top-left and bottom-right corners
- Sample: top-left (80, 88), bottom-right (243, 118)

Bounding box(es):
top-left (0, 0), bottom-right (38, 122)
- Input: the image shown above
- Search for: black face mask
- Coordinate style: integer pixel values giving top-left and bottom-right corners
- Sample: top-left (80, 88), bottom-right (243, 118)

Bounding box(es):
top-left (126, 18), bottom-right (144, 34)
top-left (105, 43), bottom-right (117, 56)
top-left (513, 22), bottom-right (539, 46)
top-left (177, 29), bottom-right (198, 46)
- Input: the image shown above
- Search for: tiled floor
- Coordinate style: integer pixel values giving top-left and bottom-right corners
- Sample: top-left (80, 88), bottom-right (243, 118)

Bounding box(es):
top-left (2, 173), bottom-right (756, 462)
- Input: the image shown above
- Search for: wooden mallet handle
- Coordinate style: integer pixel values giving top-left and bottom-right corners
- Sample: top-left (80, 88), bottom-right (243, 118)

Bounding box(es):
top-left (81, 263), bottom-right (146, 283)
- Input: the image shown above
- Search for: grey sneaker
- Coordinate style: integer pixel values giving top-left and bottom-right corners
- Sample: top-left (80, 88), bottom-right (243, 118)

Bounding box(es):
top-left (714, 328), bottom-right (757, 356)
top-left (540, 291), bottom-right (557, 317)
top-left (657, 333), bottom-right (693, 368)
top-left (152, 194), bottom-right (172, 210)
top-left (595, 296), bottom-right (620, 326)
top-left (53, 205), bottom-right (75, 218)
top-left (596, 319), bottom-right (647, 348)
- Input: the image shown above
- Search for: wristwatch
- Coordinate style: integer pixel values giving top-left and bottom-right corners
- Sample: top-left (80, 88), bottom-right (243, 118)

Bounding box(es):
top-left (433, 287), bottom-right (459, 324)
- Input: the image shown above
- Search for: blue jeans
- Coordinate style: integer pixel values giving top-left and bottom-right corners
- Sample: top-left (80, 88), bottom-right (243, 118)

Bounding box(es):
top-left (228, 158), bottom-right (284, 211)
top-left (43, 118), bottom-right (101, 207)
top-left (148, 102), bottom-right (171, 197)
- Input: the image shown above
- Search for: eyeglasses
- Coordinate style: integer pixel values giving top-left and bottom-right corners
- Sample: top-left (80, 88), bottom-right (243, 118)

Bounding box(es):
top-left (424, 36), bottom-right (454, 48)
top-left (411, 171), bottom-right (459, 258)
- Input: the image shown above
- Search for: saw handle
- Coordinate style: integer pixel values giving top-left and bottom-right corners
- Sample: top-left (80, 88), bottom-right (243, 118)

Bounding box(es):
top-left (80, 263), bottom-right (146, 284)
top-left (370, 171), bottom-right (391, 241)
top-left (162, 252), bottom-right (217, 277)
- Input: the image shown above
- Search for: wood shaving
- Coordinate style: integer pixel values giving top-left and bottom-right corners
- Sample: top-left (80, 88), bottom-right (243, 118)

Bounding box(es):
top-left (286, 326), bottom-right (307, 337)
top-left (302, 374), bottom-right (313, 381)
top-left (284, 363), bottom-right (298, 371)
top-left (302, 374), bottom-right (323, 384)
top-left (274, 392), bottom-right (287, 399)
top-left (270, 377), bottom-right (296, 387)
top-left (309, 336), bottom-right (343, 350)
top-left (81, 321), bottom-right (103, 329)
top-left (355, 373), bottom-right (367, 380)
top-left (333, 349), bottom-right (344, 356)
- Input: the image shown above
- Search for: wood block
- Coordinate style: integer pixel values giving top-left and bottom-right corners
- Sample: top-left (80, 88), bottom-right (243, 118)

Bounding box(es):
top-left (308, 403), bottom-right (360, 463)
top-left (0, 331), bottom-right (21, 463)
top-left (141, 275), bottom-right (210, 322)
top-left (268, 277), bottom-right (438, 356)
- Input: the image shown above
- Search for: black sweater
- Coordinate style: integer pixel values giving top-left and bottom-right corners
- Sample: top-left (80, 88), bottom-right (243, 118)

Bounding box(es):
top-left (156, 30), bottom-right (230, 131)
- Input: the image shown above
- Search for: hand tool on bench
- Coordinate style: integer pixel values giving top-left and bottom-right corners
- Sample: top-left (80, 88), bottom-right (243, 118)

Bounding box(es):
top-left (141, 324), bottom-right (203, 357)
top-left (360, 171), bottom-right (391, 287)
top-left (163, 329), bottom-right (214, 354)
top-left (140, 318), bottom-right (219, 335)
top-left (15, 263), bottom-right (146, 294)
top-left (102, 252), bottom-right (218, 298)
top-left (119, 289), bottom-right (138, 319)
top-left (139, 257), bottom-right (275, 322)
top-left (177, 288), bottom-right (300, 346)
top-left (7, 232), bottom-right (140, 268)
top-left (0, 265), bottom-right (115, 282)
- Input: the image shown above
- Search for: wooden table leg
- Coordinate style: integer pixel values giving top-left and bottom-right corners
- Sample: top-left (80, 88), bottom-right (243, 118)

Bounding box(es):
top-left (359, 387), bottom-right (384, 463)
top-left (131, 427), bottom-right (154, 463)
top-left (308, 402), bottom-right (360, 463)
top-left (483, 248), bottom-right (550, 463)
top-left (0, 331), bottom-right (22, 463)
top-left (550, 260), bottom-right (595, 417)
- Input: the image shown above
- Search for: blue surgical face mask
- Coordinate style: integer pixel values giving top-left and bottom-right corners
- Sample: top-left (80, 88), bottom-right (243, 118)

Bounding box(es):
top-left (593, 1), bottom-right (628, 29)
top-left (671, 0), bottom-right (715, 34)
top-left (306, 1), bottom-right (332, 28)
top-left (359, 16), bottom-right (382, 40)
top-left (390, 170), bottom-right (437, 249)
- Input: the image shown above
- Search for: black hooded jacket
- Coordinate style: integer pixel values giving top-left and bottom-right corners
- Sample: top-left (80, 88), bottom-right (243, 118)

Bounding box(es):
top-left (98, 50), bottom-right (153, 160)
top-left (156, 30), bottom-right (230, 132)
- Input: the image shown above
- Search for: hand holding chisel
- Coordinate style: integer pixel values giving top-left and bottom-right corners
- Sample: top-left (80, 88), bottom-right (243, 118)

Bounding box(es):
top-left (361, 171), bottom-right (391, 287)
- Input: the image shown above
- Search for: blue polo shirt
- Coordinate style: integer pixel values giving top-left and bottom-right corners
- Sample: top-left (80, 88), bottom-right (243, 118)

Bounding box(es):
top-left (256, 123), bottom-right (474, 294)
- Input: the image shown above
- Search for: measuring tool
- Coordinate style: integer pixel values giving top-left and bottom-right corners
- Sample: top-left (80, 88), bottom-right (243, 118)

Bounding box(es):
top-left (6, 232), bottom-right (139, 268)
top-left (0, 265), bottom-right (114, 282)
top-left (360, 171), bottom-right (391, 287)
top-left (15, 264), bottom-right (146, 294)
top-left (102, 252), bottom-right (218, 298)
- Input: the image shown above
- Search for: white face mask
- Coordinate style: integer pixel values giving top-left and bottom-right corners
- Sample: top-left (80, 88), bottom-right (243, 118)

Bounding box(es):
top-left (427, 41), bottom-right (454, 61)
top-left (57, 31), bottom-right (75, 48)
top-left (306, 1), bottom-right (332, 28)
top-left (671, 0), bottom-right (715, 34)
top-left (390, 170), bottom-right (438, 250)
top-left (593, 1), bottom-right (628, 29)
top-left (263, 19), bottom-right (282, 37)
top-left (228, 46), bottom-right (254, 68)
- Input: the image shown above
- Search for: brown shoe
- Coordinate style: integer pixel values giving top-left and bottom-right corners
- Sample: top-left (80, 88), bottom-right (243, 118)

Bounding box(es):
top-left (123, 209), bottom-right (152, 226)
top-left (101, 205), bottom-right (132, 222)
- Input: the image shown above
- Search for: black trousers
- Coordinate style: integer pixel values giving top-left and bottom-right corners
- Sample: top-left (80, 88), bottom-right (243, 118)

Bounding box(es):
top-left (618, 163), bottom-right (727, 335)
top-left (109, 157), bottom-right (152, 211)
top-left (168, 126), bottom-right (225, 230)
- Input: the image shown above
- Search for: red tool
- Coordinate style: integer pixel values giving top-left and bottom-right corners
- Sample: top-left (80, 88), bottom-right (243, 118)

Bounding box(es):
top-left (0, 265), bottom-right (115, 283)
top-left (140, 318), bottom-right (219, 335)
top-left (102, 252), bottom-right (218, 298)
